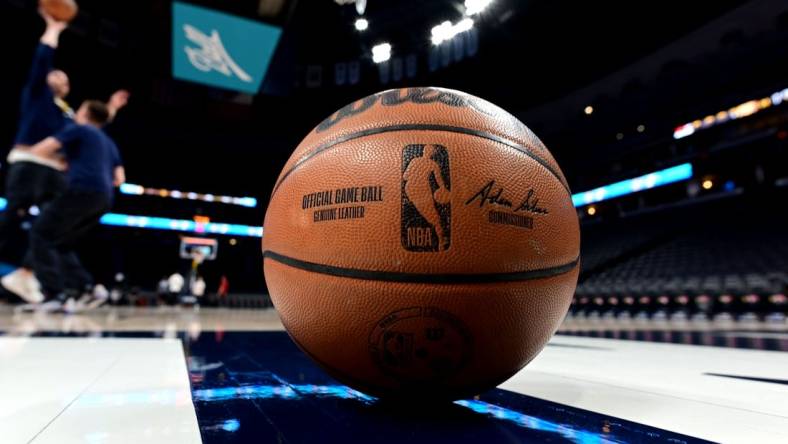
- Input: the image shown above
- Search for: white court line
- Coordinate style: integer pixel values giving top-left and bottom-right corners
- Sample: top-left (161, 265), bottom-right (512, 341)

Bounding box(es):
top-left (715, 332), bottom-right (788, 340)
top-left (501, 336), bottom-right (788, 443)
top-left (26, 357), bottom-right (121, 444)
top-left (0, 338), bottom-right (202, 444)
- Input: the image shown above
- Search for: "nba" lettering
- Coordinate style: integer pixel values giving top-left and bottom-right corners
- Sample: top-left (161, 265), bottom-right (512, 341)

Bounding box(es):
top-left (406, 227), bottom-right (433, 248)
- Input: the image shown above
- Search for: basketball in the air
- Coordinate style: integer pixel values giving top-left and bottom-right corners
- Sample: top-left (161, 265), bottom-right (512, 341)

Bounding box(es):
top-left (40, 0), bottom-right (78, 22)
top-left (262, 87), bottom-right (580, 400)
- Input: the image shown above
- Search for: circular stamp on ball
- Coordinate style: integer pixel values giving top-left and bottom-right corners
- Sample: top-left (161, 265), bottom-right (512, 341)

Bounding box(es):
top-left (369, 307), bottom-right (473, 383)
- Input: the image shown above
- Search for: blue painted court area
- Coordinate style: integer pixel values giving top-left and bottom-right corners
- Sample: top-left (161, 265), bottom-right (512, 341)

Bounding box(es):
top-left (185, 331), bottom-right (709, 444)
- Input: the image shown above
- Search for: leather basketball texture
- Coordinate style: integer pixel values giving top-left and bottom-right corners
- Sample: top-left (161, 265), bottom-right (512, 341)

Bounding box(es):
top-left (263, 87), bottom-right (580, 400)
top-left (40, 0), bottom-right (78, 22)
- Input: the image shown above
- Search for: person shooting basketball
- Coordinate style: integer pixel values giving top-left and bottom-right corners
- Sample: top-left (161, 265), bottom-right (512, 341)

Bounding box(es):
top-left (0, 8), bottom-right (128, 304)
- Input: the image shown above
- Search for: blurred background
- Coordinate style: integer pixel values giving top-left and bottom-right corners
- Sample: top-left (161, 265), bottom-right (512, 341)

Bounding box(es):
top-left (0, 0), bottom-right (786, 320)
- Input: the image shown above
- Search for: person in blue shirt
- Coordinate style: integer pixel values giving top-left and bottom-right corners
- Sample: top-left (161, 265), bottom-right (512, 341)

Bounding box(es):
top-left (0, 10), bottom-right (127, 303)
top-left (17, 100), bottom-right (126, 306)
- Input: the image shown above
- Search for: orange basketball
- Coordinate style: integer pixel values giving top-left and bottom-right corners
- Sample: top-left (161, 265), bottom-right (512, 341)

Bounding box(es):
top-left (263, 87), bottom-right (580, 400)
top-left (40, 0), bottom-right (78, 22)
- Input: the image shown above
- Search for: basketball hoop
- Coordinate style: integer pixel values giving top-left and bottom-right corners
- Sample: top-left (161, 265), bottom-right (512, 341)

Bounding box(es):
top-left (180, 237), bottom-right (218, 261)
top-left (190, 249), bottom-right (207, 267)
top-left (180, 236), bottom-right (217, 272)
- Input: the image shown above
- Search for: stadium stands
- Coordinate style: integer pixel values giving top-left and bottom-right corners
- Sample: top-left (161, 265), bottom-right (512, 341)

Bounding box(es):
top-left (573, 189), bottom-right (788, 320)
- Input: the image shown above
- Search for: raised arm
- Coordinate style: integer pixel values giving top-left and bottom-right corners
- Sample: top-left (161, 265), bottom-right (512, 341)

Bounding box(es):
top-left (29, 136), bottom-right (63, 159)
top-left (107, 90), bottom-right (130, 122)
top-left (24, 13), bottom-right (66, 99)
top-left (39, 11), bottom-right (67, 48)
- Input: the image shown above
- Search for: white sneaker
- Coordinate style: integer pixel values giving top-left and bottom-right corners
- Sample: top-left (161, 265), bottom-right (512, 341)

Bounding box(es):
top-left (29, 275), bottom-right (42, 294)
top-left (77, 292), bottom-right (92, 306)
top-left (93, 284), bottom-right (109, 299)
top-left (37, 299), bottom-right (63, 313)
top-left (28, 289), bottom-right (46, 305)
top-left (1, 270), bottom-right (44, 304)
top-left (16, 299), bottom-right (62, 313)
top-left (62, 297), bottom-right (81, 315)
top-left (84, 295), bottom-right (107, 311)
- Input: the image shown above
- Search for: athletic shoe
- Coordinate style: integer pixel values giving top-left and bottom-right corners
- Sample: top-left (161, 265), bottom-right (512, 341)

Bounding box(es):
top-left (77, 292), bottom-right (92, 306)
top-left (37, 299), bottom-right (64, 313)
top-left (15, 298), bottom-right (63, 313)
top-left (93, 284), bottom-right (109, 300)
top-left (83, 294), bottom-right (108, 311)
top-left (61, 297), bottom-right (81, 315)
top-left (29, 274), bottom-right (42, 295)
top-left (27, 289), bottom-right (46, 305)
top-left (1, 270), bottom-right (44, 304)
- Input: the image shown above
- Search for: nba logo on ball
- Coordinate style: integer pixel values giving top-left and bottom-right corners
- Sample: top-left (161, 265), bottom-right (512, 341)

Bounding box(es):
top-left (171, 2), bottom-right (281, 94)
top-left (401, 144), bottom-right (451, 252)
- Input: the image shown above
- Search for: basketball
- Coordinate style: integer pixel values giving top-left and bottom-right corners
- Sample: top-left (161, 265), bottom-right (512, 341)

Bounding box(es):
top-left (263, 87), bottom-right (580, 400)
top-left (40, 0), bottom-right (78, 22)
top-left (3, 2), bottom-right (786, 441)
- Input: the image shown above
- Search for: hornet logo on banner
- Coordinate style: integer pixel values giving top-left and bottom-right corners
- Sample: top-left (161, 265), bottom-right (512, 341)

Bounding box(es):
top-left (172, 2), bottom-right (281, 94)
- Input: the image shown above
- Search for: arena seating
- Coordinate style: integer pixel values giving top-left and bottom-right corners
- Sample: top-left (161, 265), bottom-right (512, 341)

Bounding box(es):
top-left (573, 190), bottom-right (788, 319)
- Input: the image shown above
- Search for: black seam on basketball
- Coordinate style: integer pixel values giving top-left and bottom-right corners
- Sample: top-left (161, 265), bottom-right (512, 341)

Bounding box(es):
top-left (271, 124), bottom-right (570, 196)
top-left (264, 250), bottom-right (579, 284)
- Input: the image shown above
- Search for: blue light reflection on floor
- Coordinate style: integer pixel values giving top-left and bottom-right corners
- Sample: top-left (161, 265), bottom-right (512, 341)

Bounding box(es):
top-left (193, 383), bottom-right (375, 403)
top-left (185, 331), bottom-right (710, 444)
top-left (191, 380), bottom-right (622, 443)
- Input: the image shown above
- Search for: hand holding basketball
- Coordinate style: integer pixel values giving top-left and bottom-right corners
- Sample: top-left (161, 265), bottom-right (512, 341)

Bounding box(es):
top-left (40, 0), bottom-right (78, 23)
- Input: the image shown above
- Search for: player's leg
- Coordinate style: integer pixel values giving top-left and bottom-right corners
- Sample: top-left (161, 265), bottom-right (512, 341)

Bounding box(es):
top-left (46, 191), bottom-right (110, 309)
top-left (28, 190), bottom-right (95, 301)
top-left (0, 162), bottom-right (47, 302)
top-left (0, 162), bottom-right (39, 259)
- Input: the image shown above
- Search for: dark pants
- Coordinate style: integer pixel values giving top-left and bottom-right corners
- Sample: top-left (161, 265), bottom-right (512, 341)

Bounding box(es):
top-left (0, 161), bottom-right (66, 262)
top-left (29, 189), bottom-right (110, 297)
